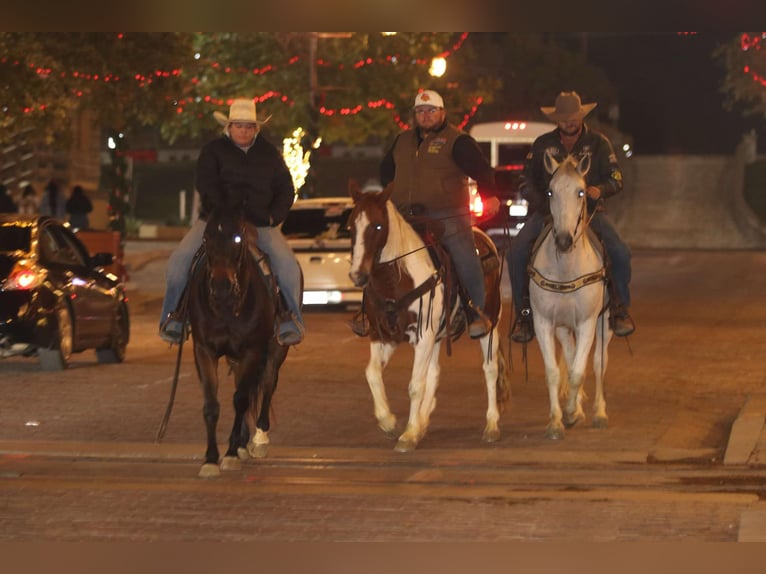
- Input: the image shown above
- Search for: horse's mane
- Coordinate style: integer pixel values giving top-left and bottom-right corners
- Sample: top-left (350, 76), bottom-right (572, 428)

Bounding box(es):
top-left (381, 201), bottom-right (426, 263)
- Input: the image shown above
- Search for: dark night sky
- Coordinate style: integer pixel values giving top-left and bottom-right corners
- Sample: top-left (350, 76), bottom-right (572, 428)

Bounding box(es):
top-left (585, 32), bottom-right (765, 155)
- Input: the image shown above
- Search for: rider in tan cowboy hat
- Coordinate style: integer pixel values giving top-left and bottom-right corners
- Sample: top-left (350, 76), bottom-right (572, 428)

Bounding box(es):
top-left (213, 98), bottom-right (272, 128)
top-left (540, 91), bottom-right (598, 123)
top-left (508, 90), bottom-right (635, 343)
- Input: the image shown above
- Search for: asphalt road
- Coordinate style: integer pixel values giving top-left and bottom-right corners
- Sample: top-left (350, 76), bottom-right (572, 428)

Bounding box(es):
top-left (1, 248), bottom-right (765, 543)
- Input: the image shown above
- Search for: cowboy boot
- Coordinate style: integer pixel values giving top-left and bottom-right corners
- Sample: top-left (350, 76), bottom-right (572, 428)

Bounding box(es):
top-left (347, 308), bottom-right (370, 337)
top-left (510, 296), bottom-right (535, 343)
top-left (606, 276), bottom-right (635, 337)
top-left (467, 305), bottom-right (492, 339)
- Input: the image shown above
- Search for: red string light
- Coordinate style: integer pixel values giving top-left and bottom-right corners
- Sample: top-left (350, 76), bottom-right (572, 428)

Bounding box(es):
top-left (740, 33), bottom-right (766, 86)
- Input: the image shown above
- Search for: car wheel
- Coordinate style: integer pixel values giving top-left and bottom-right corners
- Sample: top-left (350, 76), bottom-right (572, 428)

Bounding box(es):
top-left (96, 302), bottom-right (129, 364)
top-left (38, 304), bottom-right (73, 371)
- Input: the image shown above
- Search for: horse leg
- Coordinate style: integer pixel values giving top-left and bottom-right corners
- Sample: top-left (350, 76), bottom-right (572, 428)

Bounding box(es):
top-left (194, 346), bottom-right (222, 478)
top-left (564, 321), bottom-right (597, 429)
top-left (536, 323), bottom-right (564, 440)
top-left (365, 341), bottom-right (398, 438)
top-left (220, 382), bottom-right (248, 471)
top-left (416, 340), bottom-right (443, 437)
top-left (395, 334), bottom-right (437, 452)
top-left (480, 325), bottom-right (502, 442)
top-left (591, 314), bottom-right (612, 428)
top-left (555, 326), bottom-right (584, 429)
top-left (248, 340), bottom-right (289, 459)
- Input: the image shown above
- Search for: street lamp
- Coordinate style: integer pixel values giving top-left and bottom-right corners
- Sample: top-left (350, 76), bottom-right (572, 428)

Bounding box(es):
top-left (429, 57), bottom-right (447, 78)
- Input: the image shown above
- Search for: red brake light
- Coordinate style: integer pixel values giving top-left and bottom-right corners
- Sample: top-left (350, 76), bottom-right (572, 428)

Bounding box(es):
top-left (470, 195), bottom-right (484, 218)
top-left (3, 261), bottom-right (44, 291)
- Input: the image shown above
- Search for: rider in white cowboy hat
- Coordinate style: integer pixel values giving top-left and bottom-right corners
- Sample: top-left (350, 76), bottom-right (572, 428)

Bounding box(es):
top-left (213, 98), bottom-right (273, 128)
top-left (508, 90), bottom-right (635, 343)
top-left (159, 97), bottom-right (304, 346)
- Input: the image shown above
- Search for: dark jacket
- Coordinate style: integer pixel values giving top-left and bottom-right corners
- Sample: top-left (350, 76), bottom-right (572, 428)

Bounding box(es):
top-left (521, 123), bottom-right (623, 215)
top-left (381, 122), bottom-right (496, 214)
top-left (195, 133), bottom-right (295, 227)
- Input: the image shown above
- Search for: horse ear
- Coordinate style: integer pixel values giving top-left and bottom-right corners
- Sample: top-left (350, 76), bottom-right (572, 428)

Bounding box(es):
top-left (544, 149), bottom-right (559, 175)
top-left (349, 179), bottom-right (361, 201)
top-left (577, 154), bottom-right (591, 177)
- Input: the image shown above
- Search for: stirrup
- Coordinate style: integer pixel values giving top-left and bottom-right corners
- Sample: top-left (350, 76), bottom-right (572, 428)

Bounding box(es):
top-left (348, 310), bottom-right (370, 337)
top-left (511, 308), bottom-right (534, 343)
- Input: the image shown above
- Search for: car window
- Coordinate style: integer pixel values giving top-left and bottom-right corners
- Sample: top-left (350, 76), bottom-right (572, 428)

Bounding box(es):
top-left (0, 224), bottom-right (31, 253)
top-left (40, 225), bottom-right (86, 267)
top-left (281, 206), bottom-right (353, 240)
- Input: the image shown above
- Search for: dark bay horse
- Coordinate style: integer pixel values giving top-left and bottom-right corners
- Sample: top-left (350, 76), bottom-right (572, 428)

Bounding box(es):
top-left (348, 182), bottom-right (510, 452)
top-left (188, 205), bottom-right (289, 478)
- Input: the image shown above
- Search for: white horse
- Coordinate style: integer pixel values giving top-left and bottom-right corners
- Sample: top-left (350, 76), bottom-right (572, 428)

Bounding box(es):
top-left (529, 152), bottom-right (612, 439)
top-left (348, 183), bottom-right (509, 452)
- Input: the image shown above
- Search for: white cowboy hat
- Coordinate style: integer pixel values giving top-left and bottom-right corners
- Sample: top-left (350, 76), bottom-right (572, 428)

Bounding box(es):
top-left (213, 98), bottom-right (272, 126)
top-left (540, 91), bottom-right (597, 122)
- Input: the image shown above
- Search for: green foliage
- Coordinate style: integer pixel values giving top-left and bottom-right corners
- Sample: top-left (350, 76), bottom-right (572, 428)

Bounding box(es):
top-left (715, 33), bottom-right (766, 119)
top-left (0, 32), bottom-right (194, 146)
top-left (0, 32), bottom-right (621, 149)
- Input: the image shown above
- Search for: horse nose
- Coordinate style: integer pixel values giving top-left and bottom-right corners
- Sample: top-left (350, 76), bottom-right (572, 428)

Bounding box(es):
top-left (210, 276), bottom-right (234, 298)
top-left (349, 270), bottom-right (368, 287)
top-left (556, 233), bottom-right (573, 252)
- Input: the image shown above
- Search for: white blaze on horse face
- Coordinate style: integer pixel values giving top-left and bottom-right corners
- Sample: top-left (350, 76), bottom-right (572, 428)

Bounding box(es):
top-left (550, 161), bottom-right (585, 243)
top-left (349, 210), bottom-right (371, 276)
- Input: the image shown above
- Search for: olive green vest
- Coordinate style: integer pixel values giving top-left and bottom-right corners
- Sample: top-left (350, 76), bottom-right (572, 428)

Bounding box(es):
top-left (391, 124), bottom-right (469, 213)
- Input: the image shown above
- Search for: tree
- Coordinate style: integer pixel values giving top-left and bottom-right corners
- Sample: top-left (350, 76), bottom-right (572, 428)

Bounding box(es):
top-left (160, 32), bottom-right (495, 147)
top-left (0, 32), bottom-right (194, 146)
top-left (466, 34), bottom-right (618, 125)
top-left (716, 32), bottom-right (766, 118)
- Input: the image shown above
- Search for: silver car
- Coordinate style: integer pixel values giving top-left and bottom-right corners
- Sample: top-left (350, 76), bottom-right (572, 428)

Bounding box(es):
top-left (281, 197), bottom-right (362, 307)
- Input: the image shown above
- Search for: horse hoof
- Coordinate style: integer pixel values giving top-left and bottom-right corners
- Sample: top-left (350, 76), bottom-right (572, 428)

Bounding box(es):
top-left (220, 456), bottom-right (241, 471)
top-left (592, 416), bottom-right (608, 429)
top-left (394, 438), bottom-right (417, 453)
top-left (198, 463), bottom-right (221, 478)
top-left (378, 416), bottom-right (398, 439)
top-left (545, 426), bottom-right (565, 440)
top-left (237, 447), bottom-right (249, 461)
top-left (563, 412), bottom-right (585, 429)
top-left (482, 427), bottom-right (501, 443)
top-left (381, 426), bottom-right (399, 440)
top-left (248, 443), bottom-right (268, 459)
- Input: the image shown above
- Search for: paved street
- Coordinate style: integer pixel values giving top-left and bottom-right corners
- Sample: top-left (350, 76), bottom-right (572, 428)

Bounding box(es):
top-left (0, 247), bottom-right (765, 542)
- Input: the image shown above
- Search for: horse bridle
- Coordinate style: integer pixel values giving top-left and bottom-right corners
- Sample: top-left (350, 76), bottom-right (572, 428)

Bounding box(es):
top-left (204, 221), bottom-right (249, 316)
top-left (548, 177), bottom-right (596, 251)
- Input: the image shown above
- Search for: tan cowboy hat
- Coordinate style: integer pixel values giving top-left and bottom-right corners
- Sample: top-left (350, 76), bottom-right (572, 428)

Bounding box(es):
top-left (540, 91), bottom-right (597, 122)
top-left (213, 98), bottom-right (272, 126)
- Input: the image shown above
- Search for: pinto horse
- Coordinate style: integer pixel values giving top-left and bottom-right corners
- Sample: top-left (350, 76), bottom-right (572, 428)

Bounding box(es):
top-left (188, 205), bottom-right (289, 478)
top-left (348, 182), bottom-right (510, 452)
top-left (528, 152), bottom-right (612, 440)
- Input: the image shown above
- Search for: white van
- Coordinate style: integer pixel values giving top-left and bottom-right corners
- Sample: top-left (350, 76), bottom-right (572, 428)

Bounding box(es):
top-left (468, 121), bottom-right (555, 244)
top-left (469, 120), bottom-right (555, 167)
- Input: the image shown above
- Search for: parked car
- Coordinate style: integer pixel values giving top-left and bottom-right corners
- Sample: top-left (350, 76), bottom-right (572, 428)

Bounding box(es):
top-left (470, 164), bottom-right (530, 248)
top-left (0, 215), bottom-right (130, 370)
top-left (281, 197), bottom-right (362, 307)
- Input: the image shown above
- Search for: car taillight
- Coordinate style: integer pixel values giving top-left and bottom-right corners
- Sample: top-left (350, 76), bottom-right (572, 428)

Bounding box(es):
top-left (3, 261), bottom-right (44, 291)
top-left (470, 195), bottom-right (484, 218)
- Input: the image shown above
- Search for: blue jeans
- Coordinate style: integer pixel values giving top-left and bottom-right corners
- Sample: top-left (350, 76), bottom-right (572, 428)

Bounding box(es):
top-left (160, 218), bottom-right (304, 331)
top-left (508, 211), bottom-right (632, 314)
top-left (431, 209), bottom-right (486, 312)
